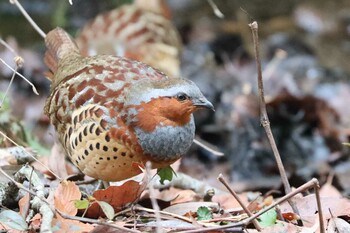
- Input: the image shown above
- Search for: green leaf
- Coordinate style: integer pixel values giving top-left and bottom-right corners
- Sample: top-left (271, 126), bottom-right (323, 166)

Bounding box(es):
top-left (0, 210), bottom-right (28, 231)
top-left (157, 166), bottom-right (176, 185)
top-left (96, 201), bottom-right (115, 220)
top-left (258, 208), bottom-right (277, 227)
top-left (74, 199), bottom-right (89, 209)
top-left (197, 206), bottom-right (212, 221)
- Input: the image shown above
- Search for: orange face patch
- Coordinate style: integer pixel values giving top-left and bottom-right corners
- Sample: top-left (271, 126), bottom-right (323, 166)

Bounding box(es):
top-left (133, 97), bottom-right (196, 132)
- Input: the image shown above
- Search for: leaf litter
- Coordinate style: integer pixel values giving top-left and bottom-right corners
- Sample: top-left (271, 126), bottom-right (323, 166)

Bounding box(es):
top-left (1, 1), bottom-right (350, 233)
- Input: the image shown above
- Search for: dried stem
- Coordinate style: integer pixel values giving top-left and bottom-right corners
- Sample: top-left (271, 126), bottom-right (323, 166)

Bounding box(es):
top-left (56, 209), bottom-right (141, 233)
top-left (179, 178), bottom-right (324, 233)
top-left (0, 58), bottom-right (39, 95)
top-left (193, 137), bottom-right (224, 156)
top-left (0, 66), bottom-right (17, 108)
top-left (0, 37), bottom-right (16, 54)
top-left (9, 0), bottom-right (46, 38)
top-left (314, 180), bottom-right (325, 233)
top-left (248, 21), bottom-right (302, 225)
top-left (217, 173), bottom-right (261, 231)
top-left (0, 130), bottom-right (62, 180)
top-left (146, 162), bottom-right (162, 233)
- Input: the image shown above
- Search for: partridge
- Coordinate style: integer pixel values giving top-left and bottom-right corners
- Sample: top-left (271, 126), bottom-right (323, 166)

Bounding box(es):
top-left (44, 27), bottom-right (213, 181)
top-left (76, 0), bottom-right (182, 78)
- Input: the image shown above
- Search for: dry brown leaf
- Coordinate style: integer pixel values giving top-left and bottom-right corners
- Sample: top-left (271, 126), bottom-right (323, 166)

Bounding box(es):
top-left (48, 143), bottom-right (69, 179)
top-left (280, 194), bottom-right (350, 229)
top-left (18, 192), bottom-right (30, 217)
top-left (320, 183), bottom-right (342, 198)
top-left (212, 192), bottom-right (248, 210)
top-left (29, 213), bottom-right (41, 231)
top-left (52, 215), bottom-right (94, 233)
top-left (89, 221), bottom-right (126, 233)
top-left (248, 220), bottom-right (319, 233)
top-left (54, 180), bottom-right (81, 216)
top-left (86, 179), bottom-right (146, 218)
top-left (162, 201), bottom-right (219, 216)
top-left (160, 187), bottom-right (200, 205)
top-left (30, 145), bottom-right (79, 180)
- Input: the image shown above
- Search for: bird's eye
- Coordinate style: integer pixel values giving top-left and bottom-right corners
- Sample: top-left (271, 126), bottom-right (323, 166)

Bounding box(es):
top-left (176, 93), bottom-right (189, 102)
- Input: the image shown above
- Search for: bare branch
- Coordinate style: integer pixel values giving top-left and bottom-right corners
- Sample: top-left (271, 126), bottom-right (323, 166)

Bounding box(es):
top-left (218, 173), bottom-right (261, 231)
top-left (0, 57), bottom-right (39, 95)
top-left (248, 21), bottom-right (302, 225)
top-left (9, 0), bottom-right (46, 38)
top-left (0, 131), bottom-right (62, 180)
top-left (146, 162), bottom-right (162, 233)
top-left (193, 137), bottom-right (224, 156)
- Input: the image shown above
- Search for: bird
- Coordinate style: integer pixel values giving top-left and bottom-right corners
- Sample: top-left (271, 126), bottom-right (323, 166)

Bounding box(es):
top-left (43, 27), bottom-right (213, 182)
top-left (75, 0), bottom-right (182, 78)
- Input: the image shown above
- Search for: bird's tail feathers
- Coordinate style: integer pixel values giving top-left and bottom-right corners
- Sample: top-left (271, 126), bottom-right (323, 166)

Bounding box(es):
top-left (44, 27), bottom-right (80, 80)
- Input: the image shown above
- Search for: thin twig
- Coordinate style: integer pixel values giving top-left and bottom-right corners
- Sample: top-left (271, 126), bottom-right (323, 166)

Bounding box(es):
top-left (0, 58), bottom-right (39, 95)
top-left (56, 209), bottom-right (141, 233)
top-left (178, 178), bottom-right (324, 233)
top-left (145, 162), bottom-right (162, 233)
top-left (9, 0), bottom-right (46, 38)
top-left (0, 167), bottom-right (54, 211)
top-left (134, 206), bottom-right (194, 224)
top-left (193, 137), bottom-right (224, 156)
top-left (218, 173), bottom-right (261, 231)
top-left (313, 180), bottom-right (325, 233)
top-left (0, 66), bottom-right (17, 108)
top-left (0, 37), bottom-right (16, 54)
top-left (0, 166), bottom-right (55, 232)
top-left (0, 130), bottom-right (62, 180)
top-left (248, 21), bottom-right (302, 225)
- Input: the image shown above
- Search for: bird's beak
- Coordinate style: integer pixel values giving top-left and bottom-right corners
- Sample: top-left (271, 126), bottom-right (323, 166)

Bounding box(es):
top-left (193, 98), bottom-right (215, 111)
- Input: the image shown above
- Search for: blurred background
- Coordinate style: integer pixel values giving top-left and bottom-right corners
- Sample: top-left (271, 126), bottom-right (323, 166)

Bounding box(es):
top-left (1, 0), bottom-right (350, 194)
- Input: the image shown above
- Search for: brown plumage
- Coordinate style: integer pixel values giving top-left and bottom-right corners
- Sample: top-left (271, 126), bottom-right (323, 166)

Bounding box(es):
top-left (44, 27), bottom-right (213, 181)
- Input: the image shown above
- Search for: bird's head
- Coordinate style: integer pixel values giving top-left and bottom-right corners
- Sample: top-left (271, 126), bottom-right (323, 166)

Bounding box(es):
top-left (125, 78), bottom-right (214, 132)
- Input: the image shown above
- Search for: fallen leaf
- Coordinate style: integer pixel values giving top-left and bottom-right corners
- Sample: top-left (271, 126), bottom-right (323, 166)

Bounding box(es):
top-left (163, 202), bottom-right (219, 216)
top-left (280, 194), bottom-right (350, 229)
top-left (0, 210), bottom-right (28, 231)
top-left (18, 192), bottom-right (30, 217)
top-left (320, 183), bottom-right (342, 198)
top-left (54, 180), bottom-right (81, 216)
top-left (89, 222), bottom-right (127, 233)
top-left (212, 192), bottom-right (249, 210)
top-left (248, 220), bottom-right (319, 233)
top-left (86, 179), bottom-right (146, 218)
top-left (48, 143), bottom-right (69, 179)
top-left (327, 217), bottom-right (350, 233)
top-left (29, 213), bottom-right (41, 230)
top-left (96, 201), bottom-right (115, 220)
top-left (52, 215), bottom-right (94, 233)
